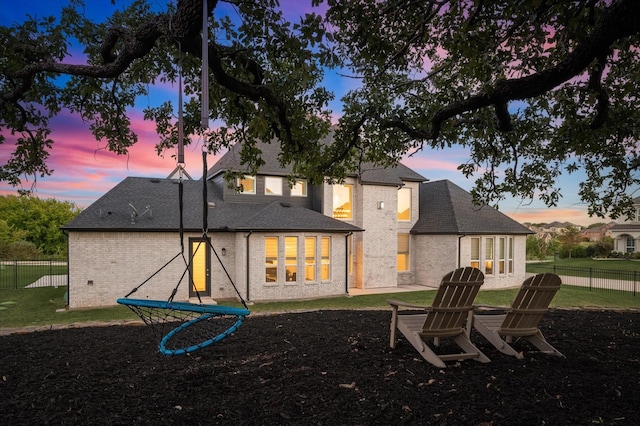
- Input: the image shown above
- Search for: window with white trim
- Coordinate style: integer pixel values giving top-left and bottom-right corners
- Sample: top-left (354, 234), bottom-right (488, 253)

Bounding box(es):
top-left (321, 237), bottom-right (331, 280)
top-left (397, 187), bottom-right (411, 221)
top-left (626, 236), bottom-right (635, 253)
top-left (485, 238), bottom-right (495, 275)
top-left (470, 238), bottom-right (480, 269)
top-left (285, 237), bottom-right (297, 282)
top-left (265, 176), bottom-right (283, 196)
top-left (397, 233), bottom-right (410, 272)
top-left (498, 237), bottom-right (506, 274)
top-left (332, 184), bottom-right (353, 219)
top-left (237, 176), bottom-right (256, 194)
top-left (508, 237), bottom-right (514, 274)
top-left (265, 237), bottom-right (278, 282)
top-left (305, 237), bottom-right (316, 282)
top-left (291, 180), bottom-right (307, 197)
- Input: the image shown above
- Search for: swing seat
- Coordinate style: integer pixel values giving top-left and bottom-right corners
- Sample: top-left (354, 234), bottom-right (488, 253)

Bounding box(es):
top-left (118, 298), bottom-right (250, 356)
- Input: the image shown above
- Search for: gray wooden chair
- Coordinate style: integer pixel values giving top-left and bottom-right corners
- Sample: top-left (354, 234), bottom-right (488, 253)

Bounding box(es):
top-left (471, 272), bottom-right (564, 359)
top-left (388, 267), bottom-right (490, 368)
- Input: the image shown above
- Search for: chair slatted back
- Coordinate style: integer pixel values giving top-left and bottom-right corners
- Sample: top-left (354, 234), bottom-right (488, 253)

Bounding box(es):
top-left (421, 267), bottom-right (484, 337)
top-left (499, 273), bottom-right (562, 336)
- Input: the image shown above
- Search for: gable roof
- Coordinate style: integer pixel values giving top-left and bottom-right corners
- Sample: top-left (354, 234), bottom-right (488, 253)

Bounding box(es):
top-left (63, 177), bottom-right (361, 233)
top-left (207, 134), bottom-right (426, 186)
top-left (411, 180), bottom-right (532, 235)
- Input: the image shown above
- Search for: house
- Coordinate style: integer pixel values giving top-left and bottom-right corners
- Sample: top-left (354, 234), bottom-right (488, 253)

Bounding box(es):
top-left (581, 222), bottom-right (616, 242)
top-left (63, 140), bottom-right (532, 308)
top-left (609, 197), bottom-right (640, 252)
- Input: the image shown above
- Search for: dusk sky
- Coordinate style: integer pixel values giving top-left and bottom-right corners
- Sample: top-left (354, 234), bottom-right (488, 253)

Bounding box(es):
top-left (0, 0), bottom-right (602, 226)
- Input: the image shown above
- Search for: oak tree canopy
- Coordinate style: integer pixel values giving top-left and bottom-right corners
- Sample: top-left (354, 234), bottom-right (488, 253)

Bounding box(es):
top-left (1, 0), bottom-right (639, 219)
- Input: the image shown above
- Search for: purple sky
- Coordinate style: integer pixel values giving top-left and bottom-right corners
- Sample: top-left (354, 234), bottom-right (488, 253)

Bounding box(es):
top-left (0, 0), bottom-right (599, 226)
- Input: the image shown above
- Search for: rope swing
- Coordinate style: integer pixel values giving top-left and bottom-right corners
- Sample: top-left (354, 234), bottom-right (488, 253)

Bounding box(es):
top-left (117, 0), bottom-right (250, 356)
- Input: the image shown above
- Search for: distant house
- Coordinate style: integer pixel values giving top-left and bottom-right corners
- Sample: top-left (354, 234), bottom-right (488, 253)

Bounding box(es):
top-left (609, 197), bottom-right (640, 252)
top-left (582, 222), bottom-right (616, 242)
top-left (63, 140), bottom-right (532, 308)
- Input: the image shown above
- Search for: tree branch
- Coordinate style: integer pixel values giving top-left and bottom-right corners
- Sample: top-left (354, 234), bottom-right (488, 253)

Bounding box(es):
top-left (381, 0), bottom-right (640, 140)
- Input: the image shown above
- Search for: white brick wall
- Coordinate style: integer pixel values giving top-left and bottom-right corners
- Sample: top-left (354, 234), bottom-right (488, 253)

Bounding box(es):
top-left (243, 232), bottom-right (348, 302)
top-left (413, 234), bottom-right (528, 289)
top-left (68, 232), bottom-right (192, 308)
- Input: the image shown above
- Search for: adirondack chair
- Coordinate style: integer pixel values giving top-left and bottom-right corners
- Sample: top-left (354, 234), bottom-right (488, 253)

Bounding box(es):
top-left (388, 267), bottom-right (490, 368)
top-left (471, 272), bottom-right (564, 359)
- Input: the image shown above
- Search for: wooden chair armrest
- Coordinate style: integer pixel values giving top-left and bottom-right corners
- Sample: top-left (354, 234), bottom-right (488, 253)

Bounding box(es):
top-left (386, 299), bottom-right (431, 310)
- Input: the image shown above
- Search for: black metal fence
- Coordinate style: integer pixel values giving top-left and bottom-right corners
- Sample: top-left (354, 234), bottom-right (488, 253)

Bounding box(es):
top-left (528, 264), bottom-right (638, 296)
top-left (0, 260), bottom-right (68, 290)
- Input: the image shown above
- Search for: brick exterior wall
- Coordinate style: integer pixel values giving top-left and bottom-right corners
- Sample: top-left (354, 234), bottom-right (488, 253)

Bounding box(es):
top-left (242, 231), bottom-right (348, 302)
top-left (68, 232), bottom-right (191, 308)
top-left (68, 230), bottom-right (348, 307)
top-left (413, 234), bottom-right (528, 289)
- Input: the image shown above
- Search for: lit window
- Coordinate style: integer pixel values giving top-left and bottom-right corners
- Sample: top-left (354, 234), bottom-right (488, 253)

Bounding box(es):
top-left (321, 237), bottom-right (331, 280)
top-left (265, 237), bottom-right (278, 282)
top-left (397, 234), bottom-right (410, 272)
top-left (291, 180), bottom-right (307, 197)
top-left (237, 176), bottom-right (256, 194)
top-left (285, 237), bottom-right (297, 282)
top-left (470, 238), bottom-right (480, 269)
top-left (265, 176), bottom-right (283, 196)
top-left (305, 237), bottom-right (316, 282)
top-left (397, 187), bottom-right (411, 221)
top-left (332, 184), bottom-right (353, 219)
top-left (508, 237), bottom-right (514, 274)
top-left (485, 238), bottom-right (495, 275)
top-left (498, 237), bottom-right (506, 274)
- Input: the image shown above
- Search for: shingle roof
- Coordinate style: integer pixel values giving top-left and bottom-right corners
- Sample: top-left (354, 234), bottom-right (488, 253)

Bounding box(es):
top-left (206, 134), bottom-right (426, 186)
top-left (63, 177), bottom-right (361, 233)
top-left (610, 223), bottom-right (640, 232)
top-left (411, 180), bottom-right (532, 235)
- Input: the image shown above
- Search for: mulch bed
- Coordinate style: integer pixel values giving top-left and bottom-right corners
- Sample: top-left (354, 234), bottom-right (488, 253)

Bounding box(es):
top-left (1, 309), bottom-right (639, 425)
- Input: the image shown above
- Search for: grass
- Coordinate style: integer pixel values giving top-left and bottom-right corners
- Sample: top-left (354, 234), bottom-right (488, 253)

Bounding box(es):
top-left (0, 264), bottom-right (68, 289)
top-left (527, 257), bottom-right (640, 274)
top-left (1, 283), bottom-right (638, 330)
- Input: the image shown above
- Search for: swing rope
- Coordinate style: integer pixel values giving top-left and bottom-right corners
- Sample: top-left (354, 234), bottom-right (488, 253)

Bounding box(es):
top-left (117, 2), bottom-right (249, 355)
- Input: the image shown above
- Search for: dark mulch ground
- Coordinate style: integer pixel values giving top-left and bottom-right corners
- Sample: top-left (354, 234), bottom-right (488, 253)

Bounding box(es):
top-left (1, 309), bottom-right (639, 425)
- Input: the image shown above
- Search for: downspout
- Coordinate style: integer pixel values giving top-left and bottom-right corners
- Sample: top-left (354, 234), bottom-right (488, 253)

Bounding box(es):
top-left (63, 229), bottom-right (69, 307)
top-left (245, 230), bottom-right (253, 302)
top-left (345, 232), bottom-right (353, 295)
top-left (457, 234), bottom-right (466, 269)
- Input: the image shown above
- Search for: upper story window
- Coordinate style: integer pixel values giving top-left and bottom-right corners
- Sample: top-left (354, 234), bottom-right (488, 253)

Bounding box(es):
top-left (397, 187), bottom-right (411, 221)
top-left (333, 184), bottom-right (353, 219)
top-left (636, 208), bottom-right (640, 221)
top-left (291, 179), bottom-right (307, 197)
top-left (265, 176), bottom-right (283, 196)
top-left (237, 176), bottom-right (256, 194)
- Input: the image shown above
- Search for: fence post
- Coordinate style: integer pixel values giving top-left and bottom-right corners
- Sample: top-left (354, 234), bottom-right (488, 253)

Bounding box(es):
top-left (589, 267), bottom-right (593, 291)
top-left (635, 270), bottom-right (637, 297)
top-left (13, 260), bottom-right (18, 290)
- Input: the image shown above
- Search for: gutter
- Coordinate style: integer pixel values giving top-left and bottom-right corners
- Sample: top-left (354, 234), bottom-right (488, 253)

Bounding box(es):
top-left (345, 232), bottom-right (353, 295)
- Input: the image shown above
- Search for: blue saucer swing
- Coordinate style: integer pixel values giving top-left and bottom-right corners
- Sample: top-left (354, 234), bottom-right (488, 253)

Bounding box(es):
top-left (118, 4), bottom-right (249, 355)
top-left (118, 153), bottom-right (250, 356)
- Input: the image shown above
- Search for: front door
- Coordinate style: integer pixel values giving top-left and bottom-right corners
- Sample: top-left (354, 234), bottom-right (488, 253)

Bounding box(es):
top-left (189, 238), bottom-right (211, 298)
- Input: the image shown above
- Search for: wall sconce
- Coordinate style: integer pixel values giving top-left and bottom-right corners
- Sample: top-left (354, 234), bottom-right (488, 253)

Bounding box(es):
top-left (221, 248), bottom-right (226, 256)
top-left (377, 201), bottom-right (385, 209)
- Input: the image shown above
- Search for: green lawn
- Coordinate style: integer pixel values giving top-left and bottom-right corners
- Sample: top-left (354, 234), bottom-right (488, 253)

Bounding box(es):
top-left (527, 257), bottom-right (640, 273)
top-left (1, 282), bottom-right (638, 330)
top-left (0, 263), bottom-right (68, 289)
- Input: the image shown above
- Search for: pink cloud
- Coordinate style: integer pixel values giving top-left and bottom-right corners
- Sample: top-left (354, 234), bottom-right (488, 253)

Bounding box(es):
top-left (506, 208), bottom-right (601, 227)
